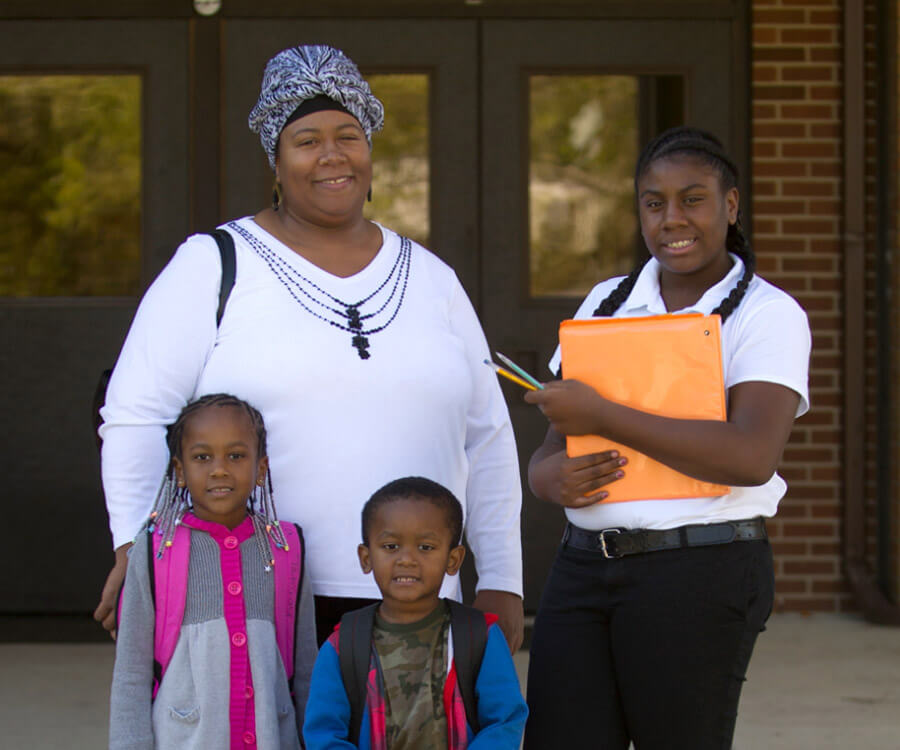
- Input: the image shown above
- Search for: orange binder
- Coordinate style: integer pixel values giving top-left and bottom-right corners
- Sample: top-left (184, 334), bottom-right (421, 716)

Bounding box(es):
top-left (559, 313), bottom-right (730, 503)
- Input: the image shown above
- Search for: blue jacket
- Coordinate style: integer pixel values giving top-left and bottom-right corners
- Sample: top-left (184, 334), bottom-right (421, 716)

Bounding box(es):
top-left (303, 614), bottom-right (527, 749)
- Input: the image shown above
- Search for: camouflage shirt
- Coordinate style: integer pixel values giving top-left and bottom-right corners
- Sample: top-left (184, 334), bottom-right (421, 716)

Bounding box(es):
top-left (373, 602), bottom-right (450, 750)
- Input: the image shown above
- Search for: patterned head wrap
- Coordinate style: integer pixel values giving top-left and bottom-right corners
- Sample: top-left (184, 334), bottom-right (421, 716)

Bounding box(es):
top-left (248, 45), bottom-right (385, 171)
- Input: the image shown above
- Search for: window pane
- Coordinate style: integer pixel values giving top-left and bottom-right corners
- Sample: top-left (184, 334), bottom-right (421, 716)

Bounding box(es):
top-left (364, 74), bottom-right (429, 248)
top-left (0, 75), bottom-right (142, 297)
top-left (529, 75), bottom-right (639, 298)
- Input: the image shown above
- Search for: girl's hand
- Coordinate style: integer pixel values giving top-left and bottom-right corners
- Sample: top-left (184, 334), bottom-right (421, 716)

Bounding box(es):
top-left (527, 427), bottom-right (626, 507)
top-left (524, 379), bottom-right (607, 436)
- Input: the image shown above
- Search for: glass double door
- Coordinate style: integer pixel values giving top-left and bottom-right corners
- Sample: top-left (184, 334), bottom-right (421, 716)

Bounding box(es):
top-left (0, 16), bottom-right (740, 620)
top-left (223, 18), bottom-right (740, 609)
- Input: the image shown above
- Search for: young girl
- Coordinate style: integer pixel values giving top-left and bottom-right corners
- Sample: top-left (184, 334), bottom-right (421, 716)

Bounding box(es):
top-left (522, 127), bottom-right (811, 749)
top-left (109, 393), bottom-right (317, 749)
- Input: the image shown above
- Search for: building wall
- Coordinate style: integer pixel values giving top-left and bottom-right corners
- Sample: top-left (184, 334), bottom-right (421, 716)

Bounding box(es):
top-left (751, 0), bottom-right (850, 612)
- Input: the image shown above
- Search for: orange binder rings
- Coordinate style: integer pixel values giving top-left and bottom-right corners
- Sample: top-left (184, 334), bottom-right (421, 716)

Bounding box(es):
top-left (559, 313), bottom-right (730, 503)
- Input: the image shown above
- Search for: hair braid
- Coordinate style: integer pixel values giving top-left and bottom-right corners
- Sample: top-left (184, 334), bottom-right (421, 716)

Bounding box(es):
top-left (710, 215), bottom-right (755, 323)
top-left (591, 260), bottom-right (647, 317)
top-left (591, 126), bottom-right (755, 320)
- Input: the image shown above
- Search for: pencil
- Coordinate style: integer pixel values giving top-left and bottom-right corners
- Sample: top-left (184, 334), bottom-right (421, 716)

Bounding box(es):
top-left (494, 351), bottom-right (545, 390)
top-left (484, 359), bottom-right (538, 391)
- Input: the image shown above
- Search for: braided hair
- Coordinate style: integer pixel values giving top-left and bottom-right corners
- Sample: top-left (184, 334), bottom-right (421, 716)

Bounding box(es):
top-left (145, 393), bottom-right (288, 569)
top-left (591, 126), bottom-right (755, 323)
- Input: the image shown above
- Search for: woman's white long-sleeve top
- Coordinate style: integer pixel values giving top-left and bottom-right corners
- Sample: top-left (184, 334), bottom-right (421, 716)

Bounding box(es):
top-left (100, 219), bottom-right (523, 600)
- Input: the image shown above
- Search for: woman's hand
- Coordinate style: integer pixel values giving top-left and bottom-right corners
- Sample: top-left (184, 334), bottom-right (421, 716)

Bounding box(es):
top-left (527, 426), bottom-right (626, 507)
top-left (472, 590), bottom-right (524, 653)
top-left (524, 379), bottom-right (607, 436)
top-left (93, 542), bottom-right (132, 639)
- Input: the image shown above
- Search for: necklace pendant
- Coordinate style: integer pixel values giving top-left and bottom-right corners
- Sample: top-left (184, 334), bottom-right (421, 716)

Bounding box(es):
top-left (352, 333), bottom-right (371, 359)
top-left (346, 305), bottom-right (362, 330)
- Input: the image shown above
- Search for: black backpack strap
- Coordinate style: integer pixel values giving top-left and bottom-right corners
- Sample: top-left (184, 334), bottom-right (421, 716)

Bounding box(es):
top-left (447, 599), bottom-right (488, 735)
top-left (209, 229), bottom-right (236, 326)
top-left (338, 602), bottom-right (380, 745)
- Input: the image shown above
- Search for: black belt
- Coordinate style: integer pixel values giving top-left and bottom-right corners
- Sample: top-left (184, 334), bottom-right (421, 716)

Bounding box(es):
top-left (562, 517), bottom-right (767, 559)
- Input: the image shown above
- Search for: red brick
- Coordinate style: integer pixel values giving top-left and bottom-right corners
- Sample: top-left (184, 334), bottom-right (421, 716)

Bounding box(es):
top-left (777, 502), bottom-right (809, 518)
top-left (782, 141), bottom-right (839, 158)
top-left (754, 103), bottom-right (777, 119)
top-left (753, 180), bottom-right (778, 196)
top-left (811, 162), bottom-right (841, 177)
top-left (754, 84), bottom-right (808, 100)
top-left (782, 66), bottom-right (835, 82)
top-left (753, 141), bottom-right (778, 158)
top-left (755, 199), bottom-right (806, 215)
top-left (785, 483), bottom-right (837, 499)
top-left (811, 466), bottom-right (840, 481)
top-left (810, 504), bottom-right (841, 518)
top-left (782, 448), bottom-right (837, 463)
top-left (810, 10), bottom-right (842, 24)
top-left (754, 47), bottom-right (807, 62)
top-left (754, 28), bottom-right (778, 44)
top-left (809, 239), bottom-right (841, 253)
top-left (779, 598), bottom-right (838, 613)
top-left (782, 256), bottom-right (835, 272)
top-left (782, 218), bottom-right (838, 234)
top-left (812, 579), bottom-right (851, 594)
top-left (752, 219), bottom-right (780, 235)
top-left (754, 160), bottom-right (808, 177)
top-left (781, 28), bottom-right (836, 44)
top-left (753, 122), bottom-right (807, 138)
top-left (784, 560), bottom-right (837, 575)
top-left (810, 48), bottom-right (842, 63)
top-left (782, 521), bottom-right (838, 539)
top-left (754, 238), bottom-right (807, 253)
top-left (755, 8), bottom-right (808, 23)
top-left (775, 578), bottom-right (809, 593)
top-left (811, 85), bottom-right (842, 100)
top-left (809, 200), bottom-right (842, 215)
top-left (811, 542), bottom-right (842, 555)
top-left (753, 66), bottom-right (779, 83)
top-left (808, 374), bottom-right (836, 389)
top-left (782, 104), bottom-right (835, 119)
top-left (810, 124), bottom-right (841, 140)
top-left (771, 541), bottom-right (809, 555)
top-left (783, 180), bottom-right (838, 196)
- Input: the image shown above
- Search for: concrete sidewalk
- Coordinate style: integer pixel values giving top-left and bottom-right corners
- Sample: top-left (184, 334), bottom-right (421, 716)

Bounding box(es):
top-left (1, 613), bottom-right (898, 748)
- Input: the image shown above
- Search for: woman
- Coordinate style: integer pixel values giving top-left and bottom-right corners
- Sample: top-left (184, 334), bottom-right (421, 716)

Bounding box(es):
top-left (95, 45), bottom-right (523, 650)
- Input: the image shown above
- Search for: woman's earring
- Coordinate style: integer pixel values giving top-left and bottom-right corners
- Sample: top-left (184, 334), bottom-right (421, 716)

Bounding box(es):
top-left (272, 181), bottom-right (283, 211)
top-left (367, 186), bottom-right (372, 203)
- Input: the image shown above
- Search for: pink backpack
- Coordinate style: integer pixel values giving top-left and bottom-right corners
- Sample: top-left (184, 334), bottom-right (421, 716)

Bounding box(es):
top-left (144, 522), bottom-right (303, 698)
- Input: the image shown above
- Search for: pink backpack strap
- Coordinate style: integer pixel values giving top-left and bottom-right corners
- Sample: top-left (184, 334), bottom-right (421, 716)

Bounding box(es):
top-left (271, 523), bottom-right (303, 681)
top-left (151, 524), bottom-right (192, 698)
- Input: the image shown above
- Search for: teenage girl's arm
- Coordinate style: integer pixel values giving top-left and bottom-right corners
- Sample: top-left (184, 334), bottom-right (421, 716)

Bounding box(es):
top-left (526, 378), bottom-right (799, 487)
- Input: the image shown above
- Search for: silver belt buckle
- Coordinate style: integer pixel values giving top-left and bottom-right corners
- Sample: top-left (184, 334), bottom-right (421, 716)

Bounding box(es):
top-left (598, 528), bottom-right (622, 558)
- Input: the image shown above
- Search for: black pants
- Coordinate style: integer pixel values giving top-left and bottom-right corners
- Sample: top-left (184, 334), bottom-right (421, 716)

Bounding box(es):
top-left (524, 537), bottom-right (774, 749)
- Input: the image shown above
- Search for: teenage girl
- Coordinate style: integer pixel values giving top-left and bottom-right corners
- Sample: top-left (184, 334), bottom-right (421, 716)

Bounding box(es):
top-left (522, 127), bottom-right (811, 749)
top-left (109, 394), bottom-right (317, 750)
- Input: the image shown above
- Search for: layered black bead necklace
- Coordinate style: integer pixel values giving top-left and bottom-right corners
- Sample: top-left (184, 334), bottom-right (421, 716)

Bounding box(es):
top-left (229, 221), bottom-right (411, 359)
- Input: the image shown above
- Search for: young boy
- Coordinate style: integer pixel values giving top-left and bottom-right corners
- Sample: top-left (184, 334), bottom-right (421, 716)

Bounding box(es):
top-left (303, 476), bottom-right (527, 749)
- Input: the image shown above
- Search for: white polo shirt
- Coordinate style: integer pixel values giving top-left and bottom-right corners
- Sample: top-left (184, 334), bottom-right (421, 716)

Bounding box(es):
top-left (548, 255), bottom-right (811, 532)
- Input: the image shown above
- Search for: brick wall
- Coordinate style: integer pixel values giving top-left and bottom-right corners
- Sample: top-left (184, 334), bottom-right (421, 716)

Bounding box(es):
top-left (751, 0), bottom-right (850, 612)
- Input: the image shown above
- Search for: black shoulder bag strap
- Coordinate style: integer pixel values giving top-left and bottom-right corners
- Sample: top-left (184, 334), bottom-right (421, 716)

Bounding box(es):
top-left (209, 228), bottom-right (236, 326)
top-left (338, 602), bottom-right (380, 745)
top-left (94, 229), bottom-right (236, 443)
top-left (447, 599), bottom-right (488, 735)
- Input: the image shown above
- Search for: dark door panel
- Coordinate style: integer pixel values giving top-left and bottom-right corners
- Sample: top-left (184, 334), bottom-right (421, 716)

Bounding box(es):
top-left (0, 21), bottom-right (190, 615)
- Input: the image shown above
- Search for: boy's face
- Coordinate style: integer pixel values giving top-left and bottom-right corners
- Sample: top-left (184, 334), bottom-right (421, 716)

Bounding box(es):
top-left (172, 405), bottom-right (268, 530)
top-left (358, 496), bottom-right (465, 623)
